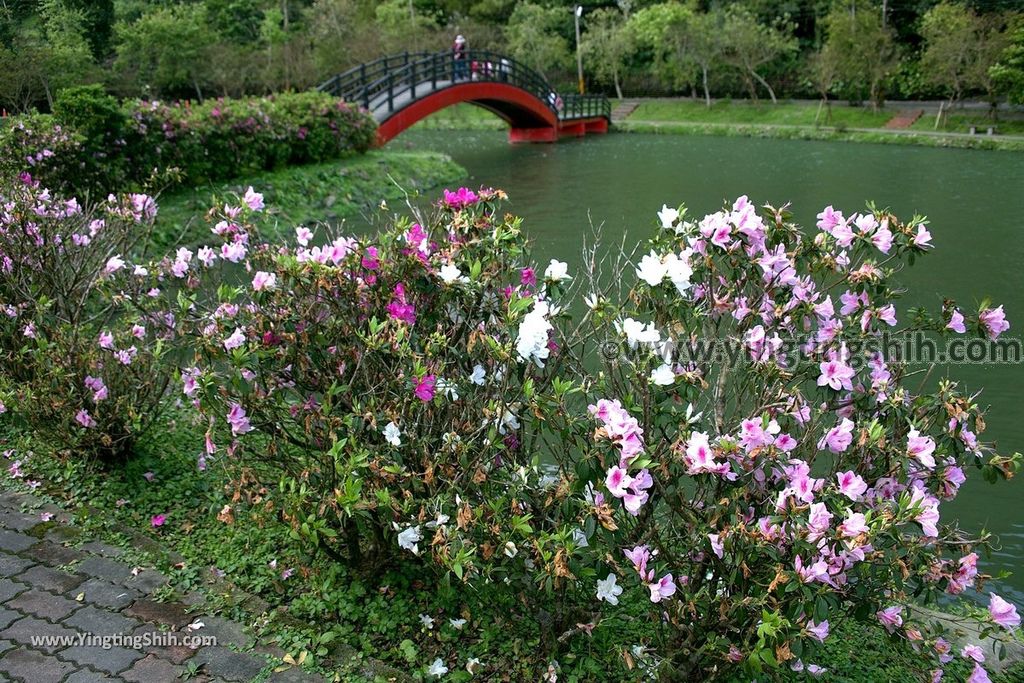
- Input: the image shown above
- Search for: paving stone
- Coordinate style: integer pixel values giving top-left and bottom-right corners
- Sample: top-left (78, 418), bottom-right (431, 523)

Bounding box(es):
top-left (7, 588), bottom-right (81, 622)
top-left (70, 578), bottom-right (140, 611)
top-left (76, 556), bottom-right (134, 584)
top-left (268, 666), bottom-right (321, 682)
top-left (79, 541), bottom-right (124, 558)
top-left (0, 579), bottom-right (26, 603)
top-left (120, 653), bottom-right (183, 682)
top-left (64, 671), bottom-right (122, 683)
top-left (123, 569), bottom-right (168, 595)
top-left (0, 511), bottom-right (40, 532)
top-left (0, 639), bottom-right (14, 655)
top-left (0, 529), bottom-right (35, 553)
top-left (43, 525), bottom-right (82, 544)
top-left (59, 644), bottom-right (144, 675)
top-left (0, 553), bottom-right (33, 576)
top-left (123, 599), bottom-right (192, 629)
top-left (0, 646), bottom-right (77, 683)
top-left (23, 541), bottom-right (85, 567)
top-left (191, 647), bottom-right (268, 682)
top-left (0, 615), bottom-right (79, 653)
top-left (15, 564), bottom-right (85, 593)
top-left (196, 615), bottom-right (254, 649)
top-left (63, 605), bottom-right (141, 637)
top-left (0, 491), bottom-right (37, 510)
top-left (131, 624), bottom-right (200, 664)
top-left (0, 610), bottom-right (18, 631)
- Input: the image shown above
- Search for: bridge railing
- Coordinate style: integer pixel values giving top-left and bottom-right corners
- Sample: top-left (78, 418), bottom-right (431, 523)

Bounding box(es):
top-left (319, 52), bottom-right (611, 123)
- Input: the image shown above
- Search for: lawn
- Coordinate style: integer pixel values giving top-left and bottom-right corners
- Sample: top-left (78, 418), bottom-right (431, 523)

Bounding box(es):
top-left (629, 99), bottom-right (894, 128)
top-left (911, 110), bottom-right (1024, 136)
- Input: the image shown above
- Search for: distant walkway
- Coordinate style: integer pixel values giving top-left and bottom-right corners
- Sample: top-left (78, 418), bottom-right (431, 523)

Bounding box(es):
top-left (885, 108), bottom-right (924, 129)
top-left (0, 489), bottom-right (318, 683)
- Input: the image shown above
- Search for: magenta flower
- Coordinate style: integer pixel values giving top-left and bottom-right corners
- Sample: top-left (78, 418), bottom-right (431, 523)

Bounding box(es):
top-left (151, 514), bottom-right (167, 528)
top-left (979, 305), bottom-right (1009, 340)
top-left (414, 375), bottom-right (436, 402)
top-left (988, 593), bottom-right (1020, 630)
top-left (520, 267), bottom-right (536, 287)
top-left (817, 418), bottom-right (854, 454)
top-left (947, 309), bottom-right (966, 334)
top-left (386, 284), bottom-right (416, 326)
top-left (75, 409), bottom-right (96, 428)
top-left (442, 187), bottom-right (479, 209)
top-left (361, 246), bottom-right (380, 271)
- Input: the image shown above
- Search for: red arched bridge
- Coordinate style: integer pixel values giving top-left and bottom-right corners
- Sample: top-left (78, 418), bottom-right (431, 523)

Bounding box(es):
top-left (318, 51), bottom-right (611, 145)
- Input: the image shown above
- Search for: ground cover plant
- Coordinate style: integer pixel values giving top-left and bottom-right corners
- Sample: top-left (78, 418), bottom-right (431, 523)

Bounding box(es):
top-left (1, 177), bottom-right (1022, 681)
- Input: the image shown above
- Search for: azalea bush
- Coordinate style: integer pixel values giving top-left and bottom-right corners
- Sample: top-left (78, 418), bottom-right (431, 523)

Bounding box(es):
top-left (163, 187), bottom-right (586, 582)
top-left (0, 92), bottom-right (377, 196)
top-left (544, 197), bottom-right (1022, 680)
top-left (0, 174), bottom-right (174, 463)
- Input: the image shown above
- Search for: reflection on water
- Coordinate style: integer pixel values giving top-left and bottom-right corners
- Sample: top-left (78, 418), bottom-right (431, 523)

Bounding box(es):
top-left (386, 129), bottom-right (1024, 602)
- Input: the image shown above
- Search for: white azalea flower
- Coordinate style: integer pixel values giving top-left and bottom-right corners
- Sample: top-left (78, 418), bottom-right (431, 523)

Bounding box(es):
top-left (397, 526), bottom-right (423, 554)
top-left (426, 510), bottom-right (450, 528)
top-left (469, 364), bottom-right (486, 385)
top-left (427, 658), bottom-right (448, 677)
top-left (649, 364), bottom-right (676, 386)
top-left (420, 613), bottom-right (435, 629)
top-left (664, 251), bottom-right (694, 293)
top-left (383, 421), bottom-right (401, 446)
top-left (503, 541), bottom-right (518, 558)
top-left (437, 378), bottom-right (459, 401)
top-left (658, 204), bottom-right (680, 229)
top-left (438, 263), bottom-right (463, 284)
top-left (636, 251), bottom-right (667, 286)
top-left (618, 318), bottom-right (661, 349)
top-left (584, 293), bottom-right (601, 309)
top-left (516, 300), bottom-right (553, 367)
top-left (466, 657), bottom-right (483, 674)
top-left (596, 573), bottom-right (623, 605)
top-left (449, 618), bottom-right (467, 630)
top-left (543, 259), bottom-right (571, 282)
top-left (571, 527), bottom-right (589, 548)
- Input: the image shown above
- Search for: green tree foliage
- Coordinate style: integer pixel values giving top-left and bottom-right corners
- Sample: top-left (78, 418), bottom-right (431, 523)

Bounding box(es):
top-left (113, 4), bottom-right (217, 99)
top-left (580, 7), bottom-right (635, 98)
top-left (991, 27), bottom-right (1024, 104)
top-left (505, 2), bottom-right (572, 80)
top-left (823, 0), bottom-right (899, 109)
top-left (920, 2), bottom-right (1013, 105)
top-left (627, 2), bottom-right (697, 93)
top-left (718, 5), bottom-right (796, 103)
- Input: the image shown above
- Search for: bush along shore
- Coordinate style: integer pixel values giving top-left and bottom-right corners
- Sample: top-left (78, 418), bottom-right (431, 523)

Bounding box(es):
top-left (2, 172), bottom-right (1024, 681)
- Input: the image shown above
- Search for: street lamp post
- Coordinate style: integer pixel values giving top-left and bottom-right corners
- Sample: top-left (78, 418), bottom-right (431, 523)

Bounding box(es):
top-left (574, 5), bottom-right (584, 95)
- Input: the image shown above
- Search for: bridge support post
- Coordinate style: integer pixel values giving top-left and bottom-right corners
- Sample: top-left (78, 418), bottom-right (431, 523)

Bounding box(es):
top-left (508, 126), bottom-right (558, 143)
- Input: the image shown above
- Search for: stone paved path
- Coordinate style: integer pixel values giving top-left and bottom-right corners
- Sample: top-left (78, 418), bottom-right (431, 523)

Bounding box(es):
top-left (0, 489), bottom-right (319, 683)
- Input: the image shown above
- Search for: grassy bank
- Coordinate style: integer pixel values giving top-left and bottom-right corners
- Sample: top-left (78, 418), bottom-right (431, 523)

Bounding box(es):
top-left (152, 150), bottom-right (468, 249)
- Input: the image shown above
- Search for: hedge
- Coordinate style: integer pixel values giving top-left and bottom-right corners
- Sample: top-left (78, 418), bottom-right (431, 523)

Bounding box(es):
top-left (0, 86), bottom-right (378, 196)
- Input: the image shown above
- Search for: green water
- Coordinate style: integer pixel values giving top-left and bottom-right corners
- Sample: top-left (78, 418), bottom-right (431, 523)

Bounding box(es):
top-left (392, 129), bottom-right (1024, 601)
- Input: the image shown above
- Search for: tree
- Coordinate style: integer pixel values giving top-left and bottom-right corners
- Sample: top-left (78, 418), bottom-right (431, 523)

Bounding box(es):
top-left (823, 1), bottom-right (899, 109)
top-left (505, 2), bottom-right (573, 80)
top-left (113, 5), bottom-right (217, 99)
top-left (991, 27), bottom-right (1024, 104)
top-left (627, 2), bottom-right (698, 94)
top-left (580, 7), bottom-right (634, 98)
top-left (718, 6), bottom-right (796, 104)
top-left (921, 2), bottom-right (981, 104)
top-left (679, 11), bottom-right (724, 107)
top-left (808, 44), bottom-right (839, 123)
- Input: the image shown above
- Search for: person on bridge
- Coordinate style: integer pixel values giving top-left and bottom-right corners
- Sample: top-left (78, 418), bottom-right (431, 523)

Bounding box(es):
top-left (453, 35), bottom-right (468, 81)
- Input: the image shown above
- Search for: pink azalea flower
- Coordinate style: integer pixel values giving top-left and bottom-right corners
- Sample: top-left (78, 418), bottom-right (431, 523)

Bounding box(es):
top-left (806, 619), bottom-right (829, 643)
top-left (914, 225), bottom-right (933, 248)
top-left (988, 593), bottom-right (1020, 630)
top-left (907, 429), bottom-right (937, 469)
top-left (708, 533), bottom-right (724, 559)
top-left (967, 663), bottom-right (992, 683)
top-left (223, 328), bottom-right (246, 351)
top-left (252, 271), bottom-right (276, 291)
top-left (98, 331), bottom-right (114, 349)
top-left (243, 186), bottom-right (264, 211)
top-left (151, 514), bottom-right (167, 528)
top-left (979, 305), bottom-right (1009, 340)
top-left (605, 466), bottom-right (631, 497)
top-left (75, 409), bottom-right (96, 428)
top-left (226, 403), bottom-right (252, 436)
top-left (442, 187), bottom-right (479, 209)
top-left (961, 645), bottom-right (985, 663)
top-left (296, 226), bottom-right (313, 246)
top-left (876, 606), bottom-right (903, 632)
top-left (836, 471), bottom-right (867, 500)
top-left (648, 574), bottom-right (676, 603)
top-left (104, 255), bottom-right (125, 274)
top-left (817, 358), bottom-right (855, 391)
top-left (947, 309), bottom-right (966, 334)
top-left (818, 418), bottom-right (854, 454)
top-left (837, 510), bottom-right (867, 538)
top-left (414, 375), bottom-right (436, 402)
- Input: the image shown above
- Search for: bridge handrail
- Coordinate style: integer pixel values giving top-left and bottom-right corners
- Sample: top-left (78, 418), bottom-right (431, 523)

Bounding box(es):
top-left (318, 51), bottom-right (611, 123)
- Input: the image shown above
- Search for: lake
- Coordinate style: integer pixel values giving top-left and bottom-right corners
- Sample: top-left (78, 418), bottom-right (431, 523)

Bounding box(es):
top-left (390, 128), bottom-right (1024, 602)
